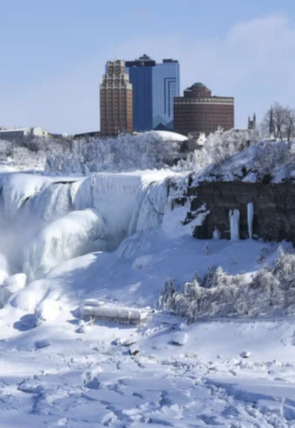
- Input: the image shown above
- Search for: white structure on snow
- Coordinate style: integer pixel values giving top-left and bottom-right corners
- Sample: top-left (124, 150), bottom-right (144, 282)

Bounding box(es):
top-left (0, 127), bottom-right (49, 140)
top-left (81, 304), bottom-right (149, 325)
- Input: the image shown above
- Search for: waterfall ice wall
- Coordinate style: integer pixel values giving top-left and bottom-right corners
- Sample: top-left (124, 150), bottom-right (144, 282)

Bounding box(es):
top-left (0, 171), bottom-right (173, 282)
top-left (0, 174), bottom-right (78, 274)
top-left (73, 173), bottom-right (143, 241)
top-left (23, 209), bottom-right (106, 281)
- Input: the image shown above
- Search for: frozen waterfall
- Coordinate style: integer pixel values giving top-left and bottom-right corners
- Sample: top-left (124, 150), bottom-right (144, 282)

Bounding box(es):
top-left (0, 171), bottom-right (174, 281)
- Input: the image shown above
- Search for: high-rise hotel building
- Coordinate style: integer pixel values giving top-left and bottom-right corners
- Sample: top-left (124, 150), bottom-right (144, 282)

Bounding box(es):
top-left (100, 60), bottom-right (133, 136)
top-left (125, 54), bottom-right (180, 132)
top-left (174, 83), bottom-right (234, 137)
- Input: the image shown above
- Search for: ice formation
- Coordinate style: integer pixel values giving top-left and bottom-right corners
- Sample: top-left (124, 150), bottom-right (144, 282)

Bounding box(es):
top-left (0, 171), bottom-right (176, 281)
top-left (247, 202), bottom-right (254, 239)
top-left (212, 227), bottom-right (221, 239)
top-left (22, 208), bottom-right (106, 280)
top-left (229, 209), bottom-right (240, 240)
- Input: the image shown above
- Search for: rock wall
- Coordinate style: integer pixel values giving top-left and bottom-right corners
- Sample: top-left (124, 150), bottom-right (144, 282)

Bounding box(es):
top-left (184, 181), bottom-right (295, 242)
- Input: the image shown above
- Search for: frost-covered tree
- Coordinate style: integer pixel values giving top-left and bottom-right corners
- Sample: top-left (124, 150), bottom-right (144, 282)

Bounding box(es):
top-left (160, 249), bottom-right (295, 321)
top-left (174, 128), bottom-right (258, 173)
top-left (262, 103), bottom-right (295, 141)
top-left (0, 135), bottom-right (72, 170)
top-left (45, 132), bottom-right (188, 174)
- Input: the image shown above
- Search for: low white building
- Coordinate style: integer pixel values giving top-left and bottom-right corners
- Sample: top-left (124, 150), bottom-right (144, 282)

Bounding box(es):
top-left (0, 127), bottom-right (49, 140)
top-left (81, 303), bottom-right (149, 325)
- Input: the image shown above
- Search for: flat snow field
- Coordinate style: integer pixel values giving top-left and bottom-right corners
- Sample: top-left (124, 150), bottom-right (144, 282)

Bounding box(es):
top-left (0, 309), bottom-right (295, 427)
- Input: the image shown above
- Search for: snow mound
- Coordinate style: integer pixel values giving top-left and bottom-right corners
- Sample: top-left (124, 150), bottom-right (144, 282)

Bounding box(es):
top-left (35, 299), bottom-right (63, 323)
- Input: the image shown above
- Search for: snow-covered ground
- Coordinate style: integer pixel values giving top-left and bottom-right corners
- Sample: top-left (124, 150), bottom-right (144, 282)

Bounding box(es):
top-left (0, 149), bottom-right (295, 426)
top-left (1, 235), bottom-right (295, 427)
top-left (2, 307), bottom-right (295, 427)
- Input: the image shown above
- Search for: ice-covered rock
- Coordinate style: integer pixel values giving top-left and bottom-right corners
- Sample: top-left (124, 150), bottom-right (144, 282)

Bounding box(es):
top-left (83, 369), bottom-right (103, 389)
top-left (129, 344), bottom-right (139, 355)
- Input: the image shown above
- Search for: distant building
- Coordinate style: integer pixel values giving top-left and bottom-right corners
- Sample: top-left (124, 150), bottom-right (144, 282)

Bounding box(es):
top-left (152, 59), bottom-right (180, 131)
top-left (0, 126), bottom-right (49, 140)
top-left (73, 131), bottom-right (101, 139)
top-left (100, 60), bottom-right (133, 136)
top-left (125, 54), bottom-right (180, 132)
top-left (174, 83), bottom-right (234, 137)
top-left (248, 113), bottom-right (256, 130)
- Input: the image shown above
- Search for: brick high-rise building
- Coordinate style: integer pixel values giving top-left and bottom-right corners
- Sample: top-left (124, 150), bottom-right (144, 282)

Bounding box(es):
top-left (174, 83), bottom-right (234, 137)
top-left (100, 60), bottom-right (133, 136)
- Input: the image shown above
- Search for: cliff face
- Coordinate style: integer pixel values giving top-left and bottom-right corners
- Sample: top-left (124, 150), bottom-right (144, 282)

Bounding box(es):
top-left (184, 181), bottom-right (295, 242)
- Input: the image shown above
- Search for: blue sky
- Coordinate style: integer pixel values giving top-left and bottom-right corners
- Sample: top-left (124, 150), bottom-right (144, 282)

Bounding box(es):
top-left (0, 0), bottom-right (295, 134)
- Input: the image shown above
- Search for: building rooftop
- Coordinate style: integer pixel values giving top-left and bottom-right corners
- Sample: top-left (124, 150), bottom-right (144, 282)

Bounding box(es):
top-left (163, 59), bottom-right (178, 63)
top-left (138, 54), bottom-right (153, 61)
top-left (0, 128), bottom-right (29, 133)
top-left (186, 82), bottom-right (210, 91)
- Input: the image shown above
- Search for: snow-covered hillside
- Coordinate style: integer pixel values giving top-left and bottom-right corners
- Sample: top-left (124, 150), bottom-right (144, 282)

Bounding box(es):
top-left (178, 129), bottom-right (295, 183)
top-left (0, 131), bottom-right (295, 427)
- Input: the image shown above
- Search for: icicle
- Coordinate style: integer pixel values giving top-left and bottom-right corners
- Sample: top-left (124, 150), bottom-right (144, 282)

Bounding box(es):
top-left (212, 227), bottom-right (220, 239)
top-left (247, 202), bottom-right (254, 239)
top-left (229, 209), bottom-right (240, 240)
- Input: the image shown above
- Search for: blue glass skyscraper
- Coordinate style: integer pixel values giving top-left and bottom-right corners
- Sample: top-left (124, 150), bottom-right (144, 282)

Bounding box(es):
top-left (152, 59), bottom-right (180, 130)
top-left (125, 55), bottom-right (180, 132)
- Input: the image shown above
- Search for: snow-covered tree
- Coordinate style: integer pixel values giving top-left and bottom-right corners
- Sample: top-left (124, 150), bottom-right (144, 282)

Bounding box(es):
top-left (45, 131), bottom-right (188, 174)
top-left (262, 103), bottom-right (295, 141)
top-left (161, 249), bottom-right (295, 321)
top-left (174, 128), bottom-right (258, 173)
